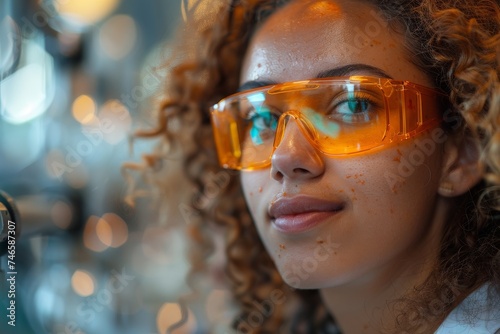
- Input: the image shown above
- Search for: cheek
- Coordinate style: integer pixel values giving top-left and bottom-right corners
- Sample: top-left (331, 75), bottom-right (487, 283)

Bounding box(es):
top-left (347, 140), bottom-right (444, 216)
top-left (240, 170), bottom-right (269, 217)
top-left (386, 140), bottom-right (444, 202)
top-left (336, 140), bottom-right (444, 265)
top-left (330, 127), bottom-right (444, 199)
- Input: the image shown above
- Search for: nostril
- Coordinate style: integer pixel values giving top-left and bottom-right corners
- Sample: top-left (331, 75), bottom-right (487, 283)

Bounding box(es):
top-left (292, 167), bottom-right (310, 174)
top-left (272, 169), bottom-right (284, 181)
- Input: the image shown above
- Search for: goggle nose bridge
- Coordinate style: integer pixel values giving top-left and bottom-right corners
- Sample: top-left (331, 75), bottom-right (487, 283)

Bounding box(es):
top-left (272, 109), bottom-right (319, 150)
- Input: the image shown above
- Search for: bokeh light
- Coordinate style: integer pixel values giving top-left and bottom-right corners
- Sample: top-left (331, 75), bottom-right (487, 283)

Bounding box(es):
top-left (83, 215), bottom-right (109, 252)
top-left (96, 217), bottom-right (113, 246)
top-left (96, 213), bottom-right (128, 248)
top-left (99, 15), bottom-right (137, 60)
top-left (156, 303), bottom-right (196, 334)
top-left (53, 0), bottom-right (121, 31)
top-left (72, 95), bottom-right (97, 124)
top-left (71, 269), bottom-right (96, 297)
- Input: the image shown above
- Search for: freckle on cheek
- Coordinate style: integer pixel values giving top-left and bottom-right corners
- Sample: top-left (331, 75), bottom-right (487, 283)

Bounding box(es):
top-left (258, 187), bottom-right (263, 193)
top-left (279, 244), bottom-right (286, 250)
top-left (353, 174), bottom-right (365, 185)
top-left (391, 179), bottom-right (406, 194)
top-left (393, 149), bottom-right (404, 162)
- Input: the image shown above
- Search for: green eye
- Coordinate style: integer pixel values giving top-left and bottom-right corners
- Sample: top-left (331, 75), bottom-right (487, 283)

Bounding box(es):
top-left (346, 98), bottom-right (370, 113)
top-left (330, 91), bottom-right (383, 124)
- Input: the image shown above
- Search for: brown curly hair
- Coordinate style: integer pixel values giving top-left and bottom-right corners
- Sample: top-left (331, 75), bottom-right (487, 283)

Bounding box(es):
top-left (125, 0), bottom-right (500, 332)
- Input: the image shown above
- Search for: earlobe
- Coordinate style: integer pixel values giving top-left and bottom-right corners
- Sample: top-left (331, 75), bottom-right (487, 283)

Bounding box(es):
top-left (438, 182), bottom-right (455, 196)
top-left (438, 135), bottom-right (484, 197)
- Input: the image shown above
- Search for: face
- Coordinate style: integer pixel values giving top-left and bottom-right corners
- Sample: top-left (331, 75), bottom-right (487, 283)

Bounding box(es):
top-left (239, 0), bottom-right (447, 289)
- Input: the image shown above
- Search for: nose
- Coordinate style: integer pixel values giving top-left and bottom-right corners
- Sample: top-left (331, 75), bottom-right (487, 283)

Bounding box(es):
top-left (270, 117), bottom-right (325, 182)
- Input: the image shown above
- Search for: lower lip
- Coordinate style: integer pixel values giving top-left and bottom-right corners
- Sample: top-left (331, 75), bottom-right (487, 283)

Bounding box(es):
top-left (272, 211), bottom-right (342, 234)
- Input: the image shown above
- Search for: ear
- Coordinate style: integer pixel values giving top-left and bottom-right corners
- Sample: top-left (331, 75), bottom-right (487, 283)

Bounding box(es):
top-left (438, 134), bottom-right (484, 197)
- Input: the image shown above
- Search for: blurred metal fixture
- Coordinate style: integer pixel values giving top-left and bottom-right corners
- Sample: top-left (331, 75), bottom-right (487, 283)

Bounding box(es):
top-left (0, 16), bottom-right (22, 79)
top-left (0, 190), bottom-right (20, 255)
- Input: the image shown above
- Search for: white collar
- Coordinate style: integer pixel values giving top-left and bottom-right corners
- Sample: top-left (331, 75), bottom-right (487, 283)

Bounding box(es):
top-left (435, 283), bottom-right (500, 333)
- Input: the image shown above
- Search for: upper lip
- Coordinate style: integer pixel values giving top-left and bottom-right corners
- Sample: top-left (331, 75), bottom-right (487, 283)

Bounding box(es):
top-left (268, 195), bottom-right (345, 219)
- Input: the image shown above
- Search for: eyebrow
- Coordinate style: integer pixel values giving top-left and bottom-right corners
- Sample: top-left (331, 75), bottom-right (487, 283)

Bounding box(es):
top-left (238, 63), bottom-right (393, 92)
top-left (317, 64), bottom-right (393, 79)
top-left (238, 80), bottom-right (278, 92)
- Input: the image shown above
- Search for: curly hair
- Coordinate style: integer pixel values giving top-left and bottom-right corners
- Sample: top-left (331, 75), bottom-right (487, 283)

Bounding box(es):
top-left (126, 0), bottom-right (500, 332)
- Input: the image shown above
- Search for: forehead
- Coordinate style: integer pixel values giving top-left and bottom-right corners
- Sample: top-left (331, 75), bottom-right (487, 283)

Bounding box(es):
top-left (240, 0), bottom-right (431, 86)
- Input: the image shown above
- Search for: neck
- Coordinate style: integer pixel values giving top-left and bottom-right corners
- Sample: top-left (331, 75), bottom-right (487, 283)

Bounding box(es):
top-left (320, 255), bottom-right (435, 333)
top-left (320, 198), bottom-right (451, 334)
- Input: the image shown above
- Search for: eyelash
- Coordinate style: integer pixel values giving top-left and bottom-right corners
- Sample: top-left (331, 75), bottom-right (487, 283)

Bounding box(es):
top-left (327, 91), bottom-right (383, 123)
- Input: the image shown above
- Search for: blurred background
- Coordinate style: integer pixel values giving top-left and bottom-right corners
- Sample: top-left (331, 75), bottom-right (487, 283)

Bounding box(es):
top-left (0, 1), bottom-right (231, 333)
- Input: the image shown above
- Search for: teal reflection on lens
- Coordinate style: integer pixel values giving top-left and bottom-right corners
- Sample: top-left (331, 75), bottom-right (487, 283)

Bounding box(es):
top-left (302, 108), bottom-right (340, 138)
top-left (249, 106), bottom-right (277, 145)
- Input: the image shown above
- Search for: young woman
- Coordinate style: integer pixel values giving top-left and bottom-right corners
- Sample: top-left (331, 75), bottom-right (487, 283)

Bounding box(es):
top-left (129, 0), bottom-right (500, 332)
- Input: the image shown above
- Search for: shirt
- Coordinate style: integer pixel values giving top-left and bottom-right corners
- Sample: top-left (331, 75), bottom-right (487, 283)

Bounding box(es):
top-left (435, 283), bottom-right (500, 334)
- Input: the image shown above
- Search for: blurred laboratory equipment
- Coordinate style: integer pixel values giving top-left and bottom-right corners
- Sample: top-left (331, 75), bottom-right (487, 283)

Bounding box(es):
top-left (0, 0), bottom-right (224, 333)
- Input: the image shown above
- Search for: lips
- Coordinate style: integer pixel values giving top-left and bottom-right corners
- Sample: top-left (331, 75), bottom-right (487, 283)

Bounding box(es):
top-left (268, 195), bottom-right (345, 233)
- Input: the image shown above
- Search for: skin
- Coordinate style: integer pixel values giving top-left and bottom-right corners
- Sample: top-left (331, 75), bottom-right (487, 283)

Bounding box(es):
top-left (238, 0), bottom-right (463, 332)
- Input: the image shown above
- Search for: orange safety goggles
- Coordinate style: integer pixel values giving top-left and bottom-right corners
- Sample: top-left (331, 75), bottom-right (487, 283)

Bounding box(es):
top-left (210, 76), bottom-right (445, 170)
